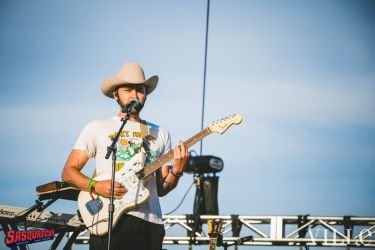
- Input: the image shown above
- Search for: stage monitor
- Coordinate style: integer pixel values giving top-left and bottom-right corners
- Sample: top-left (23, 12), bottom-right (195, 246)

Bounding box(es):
top-left (185, 155), bottom-right (223, 174)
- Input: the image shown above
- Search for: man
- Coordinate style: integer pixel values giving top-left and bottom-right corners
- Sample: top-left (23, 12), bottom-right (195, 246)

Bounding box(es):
top-left (61, 62), bottom-right (188, 250)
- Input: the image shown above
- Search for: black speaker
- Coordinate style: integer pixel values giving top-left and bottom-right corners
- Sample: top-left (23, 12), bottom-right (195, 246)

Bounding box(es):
top-left (185, 155), bottom-right (224, 174)
top-left (193, 176), bottom-right (220, 215)
top-left (203, 176), bottom-right (219, 215)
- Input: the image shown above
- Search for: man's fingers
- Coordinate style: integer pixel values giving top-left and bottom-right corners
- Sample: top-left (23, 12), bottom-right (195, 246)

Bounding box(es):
top-left (114, 185), bottom-right (127, 199)
top-left (174, 141), bottom-right (188, 158)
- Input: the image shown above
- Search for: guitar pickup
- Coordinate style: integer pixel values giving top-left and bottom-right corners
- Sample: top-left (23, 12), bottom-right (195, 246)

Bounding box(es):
top-left (126, 174), bottom-right (140, 188)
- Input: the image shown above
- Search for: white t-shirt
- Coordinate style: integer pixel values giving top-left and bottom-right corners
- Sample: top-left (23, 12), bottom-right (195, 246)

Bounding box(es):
top-left (73, 116), bottom-right (171, 224)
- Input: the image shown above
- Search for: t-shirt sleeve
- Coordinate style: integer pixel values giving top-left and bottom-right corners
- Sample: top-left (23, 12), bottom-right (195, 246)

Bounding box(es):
top-left (163, 131), bottom-right (172, 156)
top-left (159, 129), bottom-right (172, 167)
top-left (73, 122), bottom-right (97, 158)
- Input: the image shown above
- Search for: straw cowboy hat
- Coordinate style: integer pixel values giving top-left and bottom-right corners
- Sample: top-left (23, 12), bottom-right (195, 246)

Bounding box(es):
top-left (101, 62), bottom-right (158, 98)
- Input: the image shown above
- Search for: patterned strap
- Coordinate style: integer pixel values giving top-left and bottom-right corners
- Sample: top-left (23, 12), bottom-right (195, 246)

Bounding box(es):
top-left (140, 120), bottom-right (150, 153)
top-left (140, 119), bottom-right (149, 138)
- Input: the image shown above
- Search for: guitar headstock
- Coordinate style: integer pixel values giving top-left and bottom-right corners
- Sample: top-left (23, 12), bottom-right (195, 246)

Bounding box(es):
top-left (208, 114), bottom-right (242, 134)
top-left (208, 218), bottom-right (223, 236)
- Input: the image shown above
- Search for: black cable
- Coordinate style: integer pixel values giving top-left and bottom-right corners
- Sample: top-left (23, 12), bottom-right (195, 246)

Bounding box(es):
top-left (165, 181), bottom-right (195, 215)
top-left (199, 0), bottom-right (211, 155)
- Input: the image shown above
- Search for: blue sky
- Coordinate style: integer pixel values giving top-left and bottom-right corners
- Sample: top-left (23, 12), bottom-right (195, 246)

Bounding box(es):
top-left (1, 0), bottom-right (374, 249)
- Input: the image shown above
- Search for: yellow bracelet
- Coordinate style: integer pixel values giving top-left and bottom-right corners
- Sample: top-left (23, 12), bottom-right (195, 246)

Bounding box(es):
top-left (88, 178), bottom-right (95, 192)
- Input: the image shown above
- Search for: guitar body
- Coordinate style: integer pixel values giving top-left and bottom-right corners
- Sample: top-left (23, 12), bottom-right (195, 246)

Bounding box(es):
top-left (78, 161), bottom-right (150, 236)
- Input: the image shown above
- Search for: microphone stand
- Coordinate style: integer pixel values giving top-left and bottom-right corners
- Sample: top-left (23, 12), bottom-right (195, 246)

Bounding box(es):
top-left (105, 111), bottom-right (130, 250)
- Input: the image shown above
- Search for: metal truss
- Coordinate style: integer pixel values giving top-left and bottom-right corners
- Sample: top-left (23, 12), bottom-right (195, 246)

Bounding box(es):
top-left (74, 214), bottom-right (375, 248)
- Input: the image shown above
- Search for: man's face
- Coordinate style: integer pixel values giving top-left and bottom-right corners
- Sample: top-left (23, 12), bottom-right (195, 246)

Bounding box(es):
top-left (114, 84), bottom-right (147, 114)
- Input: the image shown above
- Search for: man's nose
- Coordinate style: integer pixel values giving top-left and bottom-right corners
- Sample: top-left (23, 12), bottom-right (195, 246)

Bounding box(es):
top-left (129, 89), bottom-right (138, 96)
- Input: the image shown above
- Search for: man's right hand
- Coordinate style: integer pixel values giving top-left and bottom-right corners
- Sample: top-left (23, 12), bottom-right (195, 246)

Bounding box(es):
top-left (94, 180), bottom-right (127, 199)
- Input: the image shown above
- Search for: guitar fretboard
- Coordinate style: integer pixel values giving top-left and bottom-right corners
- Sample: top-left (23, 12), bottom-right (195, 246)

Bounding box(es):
top-left (142, 127), bottom-right (212, 179)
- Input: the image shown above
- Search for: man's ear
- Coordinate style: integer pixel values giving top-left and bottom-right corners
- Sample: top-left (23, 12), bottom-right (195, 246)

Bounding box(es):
top-left (113, 91), bottom-right (118, 100)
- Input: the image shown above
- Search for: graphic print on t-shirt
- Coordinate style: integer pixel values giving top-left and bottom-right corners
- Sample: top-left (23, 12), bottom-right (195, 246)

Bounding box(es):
top-left (108, 130), bottom-right (158, 172)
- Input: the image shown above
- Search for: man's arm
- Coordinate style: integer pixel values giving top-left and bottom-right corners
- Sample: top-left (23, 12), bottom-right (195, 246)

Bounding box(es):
top-left (61, 149), bottom-right (90, 190)
top-left (61, 149), bottom-right (126, 199)
top-left (157, 141), bottom-right (188, 197)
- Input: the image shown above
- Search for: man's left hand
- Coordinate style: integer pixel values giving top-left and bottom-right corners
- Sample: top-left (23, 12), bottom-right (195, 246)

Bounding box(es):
top-left (172, 141), bottom-right (188, 175)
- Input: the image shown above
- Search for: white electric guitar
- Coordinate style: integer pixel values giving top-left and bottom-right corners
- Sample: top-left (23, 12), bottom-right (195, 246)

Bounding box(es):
top-left (78, 114), bottom-right (242, 235)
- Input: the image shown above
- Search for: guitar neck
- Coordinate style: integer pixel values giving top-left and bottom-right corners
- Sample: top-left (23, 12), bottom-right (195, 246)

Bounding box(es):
top-left (142, 127), bottom-right (212, 179)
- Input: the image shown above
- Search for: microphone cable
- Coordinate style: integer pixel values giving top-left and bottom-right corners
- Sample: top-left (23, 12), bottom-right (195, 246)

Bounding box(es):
top-left (165, 180), bottom-right (195, 215)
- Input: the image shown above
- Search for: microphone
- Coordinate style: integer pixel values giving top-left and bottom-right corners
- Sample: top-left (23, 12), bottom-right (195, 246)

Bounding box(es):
top-left (122, 99), bottom-right (140, 113)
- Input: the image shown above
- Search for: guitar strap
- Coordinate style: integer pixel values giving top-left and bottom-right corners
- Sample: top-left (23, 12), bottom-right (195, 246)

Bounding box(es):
top-left (140, 119), bottom-right (150, 161)
top-left (91, 119), bottom-right (149, 178)
top-left (140, 119), bottom-right (149, 143)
